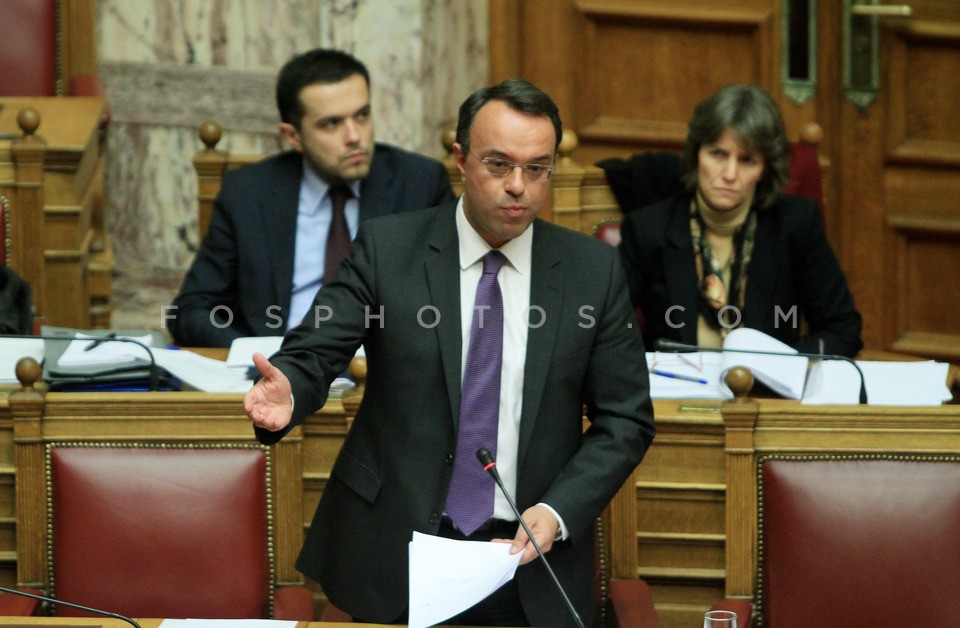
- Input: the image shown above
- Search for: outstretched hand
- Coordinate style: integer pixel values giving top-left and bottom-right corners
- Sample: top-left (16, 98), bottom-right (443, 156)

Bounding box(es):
top-left (243, 351), bottom-right (293, 432)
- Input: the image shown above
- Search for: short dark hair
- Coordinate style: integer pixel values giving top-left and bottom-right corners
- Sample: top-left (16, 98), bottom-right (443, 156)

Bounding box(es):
top-left (275, 48), bottom-right (370, 128)
top-left (455, 78), bottom-right (562, 157)
top-left (681, 84), bottom-right (790, 209)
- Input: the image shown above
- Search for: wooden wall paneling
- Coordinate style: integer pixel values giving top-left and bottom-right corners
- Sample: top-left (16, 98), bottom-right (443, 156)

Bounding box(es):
top-left (880, 17), bottom-right (960, 358)
top-left (572, 3), bottom-right (775, 164)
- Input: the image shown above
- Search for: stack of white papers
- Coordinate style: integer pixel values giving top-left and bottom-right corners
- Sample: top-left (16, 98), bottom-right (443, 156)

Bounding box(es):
top-left (57, 332), bottom-right (155, 366)
top-left (153, 348), bottom-right (254, 393)
top-left (802, 359), bottom-right (952, 406)
top-left (408, 531), bottom-right (521, 628)
top-left (720, 328), bottom-right (809, 399)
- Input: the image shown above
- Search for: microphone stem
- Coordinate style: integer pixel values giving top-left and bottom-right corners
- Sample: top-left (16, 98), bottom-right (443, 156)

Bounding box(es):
top-left (0, 585), bottom-right (142, 628)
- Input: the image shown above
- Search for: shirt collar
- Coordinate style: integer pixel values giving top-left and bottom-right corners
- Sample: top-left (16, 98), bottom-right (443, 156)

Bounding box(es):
top-left (300, 159), bottom-right (362, 216)
top-left (455, 197), bottom-right (533, 275)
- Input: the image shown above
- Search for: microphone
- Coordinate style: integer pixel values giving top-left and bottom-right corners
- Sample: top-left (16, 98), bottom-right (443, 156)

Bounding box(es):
top-left (654, 338), bottom-right (867, 404)
top-left (0, 584), bottom-right (141, 628)
top-left (0, 332), bottom-right (162, 392)
top-left (476, 448), bottom-right (585, 628)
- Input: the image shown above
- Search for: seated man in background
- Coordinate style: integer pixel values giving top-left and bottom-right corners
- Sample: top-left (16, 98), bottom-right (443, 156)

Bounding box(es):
top-left (618, 84), bottom-right (863, 357)
top-left (168, 48), bottom-right (456, 347)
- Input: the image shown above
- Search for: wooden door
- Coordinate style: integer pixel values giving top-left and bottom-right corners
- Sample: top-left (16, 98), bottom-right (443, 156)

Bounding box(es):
top-left (490, 0), bottom-right (960, 360)
top-left (831, 1), bottom-right (960, 358)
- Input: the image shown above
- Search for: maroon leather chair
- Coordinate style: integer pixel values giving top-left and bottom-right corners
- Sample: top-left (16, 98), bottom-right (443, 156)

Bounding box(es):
top-left (0, 0), bottom-right (104, 98)
top-left (38, 444), bottom-right (313, 620)
top-left (714, 455), bottom-right (960, 627)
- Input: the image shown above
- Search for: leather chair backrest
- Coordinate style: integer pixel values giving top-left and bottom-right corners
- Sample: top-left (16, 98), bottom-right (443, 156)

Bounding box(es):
top-left (759, 456), bottom-right (960, 628)
top-left (0, 0), bottom-right (58, 96)
top-left (49, 444), bottom-right (275, 619)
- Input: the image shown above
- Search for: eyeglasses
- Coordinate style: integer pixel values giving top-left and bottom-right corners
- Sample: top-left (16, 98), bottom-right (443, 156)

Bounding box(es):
top-left (469, 153), bottom-right (554, 180)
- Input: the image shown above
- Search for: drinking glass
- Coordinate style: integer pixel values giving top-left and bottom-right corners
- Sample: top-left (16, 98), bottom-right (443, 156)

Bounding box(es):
top-left (703, 609), bottom-right (737, 627)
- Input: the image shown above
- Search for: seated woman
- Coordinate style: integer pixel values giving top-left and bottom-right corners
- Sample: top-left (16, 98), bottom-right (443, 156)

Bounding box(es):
top-left (618, 84), bottom-right (863, 357)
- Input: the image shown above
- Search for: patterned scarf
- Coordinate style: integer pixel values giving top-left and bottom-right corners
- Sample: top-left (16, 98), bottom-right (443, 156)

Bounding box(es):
top-left (690, 196), bottom-right (757, 336)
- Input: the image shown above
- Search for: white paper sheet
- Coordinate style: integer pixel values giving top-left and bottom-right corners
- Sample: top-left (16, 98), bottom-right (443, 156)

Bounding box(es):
top-left (0, 337), bottom-right (45, 384)
top-left (57, 332), bottom-right (155, 366)
top-left (226, 336), bottom-right (285, 368)
top-left (161, 619), bottom-right (296, 628)
top-left (407, 531), bottom-right (522, 628)
top-left (801, 359), bottom-right (951, 406)
top-left (647, 352), bottom-right (729, 399)
top-left (153, 348), bottom-right (254, 393)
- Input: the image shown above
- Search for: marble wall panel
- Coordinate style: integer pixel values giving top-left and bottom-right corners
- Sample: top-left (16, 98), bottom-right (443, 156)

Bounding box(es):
top-left (95, 0), bottom-right (488, 330)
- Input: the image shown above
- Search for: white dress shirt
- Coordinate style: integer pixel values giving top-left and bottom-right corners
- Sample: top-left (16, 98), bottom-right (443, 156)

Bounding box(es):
top-left (455, 199), bottom-right (567, 539)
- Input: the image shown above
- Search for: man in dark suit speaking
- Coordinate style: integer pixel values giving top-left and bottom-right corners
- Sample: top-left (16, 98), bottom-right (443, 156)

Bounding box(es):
top-left (167, 48), bottom-right (455, 347)
top-left (245, 79), bottom-right (655, 627)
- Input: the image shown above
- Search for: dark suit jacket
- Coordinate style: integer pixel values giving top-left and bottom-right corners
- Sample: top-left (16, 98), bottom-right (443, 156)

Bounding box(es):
top-left (168, 144), bottom-right (456, 347)
top-left (619, 191), bottom-right (864, 357)
top-left (256, 203), bottom-right (656, 626)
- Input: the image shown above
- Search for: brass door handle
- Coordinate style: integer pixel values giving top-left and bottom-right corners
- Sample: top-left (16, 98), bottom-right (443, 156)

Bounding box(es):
top-left (850, 4), bottom-right (912, 17)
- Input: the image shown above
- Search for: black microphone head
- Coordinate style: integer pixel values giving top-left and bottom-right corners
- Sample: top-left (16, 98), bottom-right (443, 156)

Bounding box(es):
top-left (476, 448), bottom-right (494, 466)
top-left (654, 338), bottom-right (685, 352)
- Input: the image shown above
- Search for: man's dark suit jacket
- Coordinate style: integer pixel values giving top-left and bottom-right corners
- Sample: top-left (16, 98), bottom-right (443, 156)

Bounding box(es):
top-left (255, 203), bottom-right (656, 626)
top-left (168, 143), bottom-right (456, 347)
top-left (619, 191), bottom-right (864, 357)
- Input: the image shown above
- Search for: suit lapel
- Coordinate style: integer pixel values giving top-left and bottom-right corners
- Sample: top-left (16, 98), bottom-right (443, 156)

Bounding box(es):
top-left (423, 204), bottom-right (464, 424)
top-left (518, 221), bottom-right (562, 465)
top-left (260, 155), bottom-right (303, 319)
top-left (665, 196), bottom-right (699, 344)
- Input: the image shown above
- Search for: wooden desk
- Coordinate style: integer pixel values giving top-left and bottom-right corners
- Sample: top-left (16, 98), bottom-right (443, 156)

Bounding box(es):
top-left (4, 355), bottom-right (960, 627)
top-left (0, 96), bottom-right (113, 328)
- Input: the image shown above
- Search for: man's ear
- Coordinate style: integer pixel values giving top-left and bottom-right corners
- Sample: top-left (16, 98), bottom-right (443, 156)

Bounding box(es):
top-left (453, 142), bottom-right (467, 178)
top-left (279, 122), bottom-right (303, 152)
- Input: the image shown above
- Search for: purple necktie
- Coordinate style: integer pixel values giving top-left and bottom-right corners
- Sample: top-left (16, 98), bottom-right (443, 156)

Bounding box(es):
top-left (444, 250), bottom-right (507, 536)
top-left (324, 184), bottom-right (352, 284)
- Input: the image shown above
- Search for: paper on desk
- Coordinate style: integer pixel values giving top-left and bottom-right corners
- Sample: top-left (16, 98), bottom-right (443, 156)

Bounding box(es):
top-left (0, 337), bottom-right (45, 384)
top-left (802, 359), bottom-right (952, 406)
top-left (646, 352), bottom-right (729, 399)
top-left (153, 347), bottom-right (253, 393)
top-left (160, 619), bottom-right (296, 628)
top-left (226, 336), bottom-right (285, 368)
top-left (408, 530), bottom-right (522, 628)
top-left (57, 332), bottom-right (155, 366)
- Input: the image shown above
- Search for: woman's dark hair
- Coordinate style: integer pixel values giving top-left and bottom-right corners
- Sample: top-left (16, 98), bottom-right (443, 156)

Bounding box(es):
top-left (275, 48), bottom-right (370, 129)
top-left (455, 78), bottom-right (562, 157)
top-left (681, 84), bottom-right (790, 208)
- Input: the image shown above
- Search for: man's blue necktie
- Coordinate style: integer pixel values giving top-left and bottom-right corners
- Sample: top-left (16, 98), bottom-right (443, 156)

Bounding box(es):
top-left (444, 250), bottom-right (507, 536)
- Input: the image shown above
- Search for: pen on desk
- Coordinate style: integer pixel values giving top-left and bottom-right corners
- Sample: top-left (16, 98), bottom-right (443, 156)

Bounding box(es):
top-left (652, 369), bottom-right (708, 385)
top-left (84, 332), bottom-right (116, 351)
